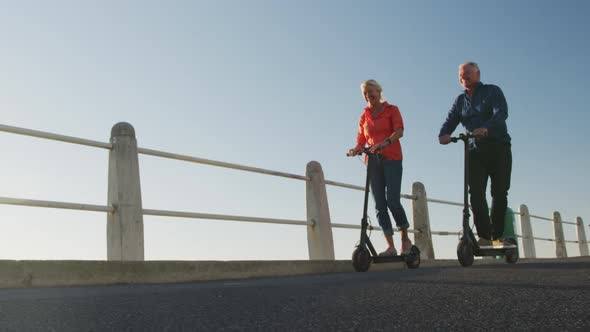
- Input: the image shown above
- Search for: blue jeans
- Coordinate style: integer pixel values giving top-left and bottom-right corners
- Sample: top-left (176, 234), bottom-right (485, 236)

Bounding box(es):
top-left (368, 155), bottom-right (410, 236)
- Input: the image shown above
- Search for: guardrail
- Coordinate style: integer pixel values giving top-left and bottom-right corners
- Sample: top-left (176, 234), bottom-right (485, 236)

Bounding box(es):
top-left (1, 123), bottom-right (588, 260)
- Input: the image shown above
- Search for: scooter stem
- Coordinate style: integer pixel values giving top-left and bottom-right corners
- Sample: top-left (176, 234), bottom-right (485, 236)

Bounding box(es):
top-left (462, 134), bottom-right (470, 231)
top-left (359, 148), bottom-right (374, 246)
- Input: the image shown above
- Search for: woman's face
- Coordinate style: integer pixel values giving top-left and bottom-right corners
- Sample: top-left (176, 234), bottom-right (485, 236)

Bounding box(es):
top-left (363, 85), bottom-right (381, 106)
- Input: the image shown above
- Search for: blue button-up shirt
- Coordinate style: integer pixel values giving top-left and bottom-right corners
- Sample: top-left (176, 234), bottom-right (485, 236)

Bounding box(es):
top-left (439, 82), bottom-right (511, 147)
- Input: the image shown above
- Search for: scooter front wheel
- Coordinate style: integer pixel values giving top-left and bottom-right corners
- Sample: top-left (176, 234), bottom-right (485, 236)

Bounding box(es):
top-left (504, 237), bottom-right (519, 264)
top-left (352, 246), bottom-right (371, 272)
top-left (457, 239), bottom-right (474, 267)
top-left (405, 245), bottom-right (421, 269)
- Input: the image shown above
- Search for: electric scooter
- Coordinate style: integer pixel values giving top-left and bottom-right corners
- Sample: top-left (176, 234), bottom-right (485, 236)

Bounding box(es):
top-left (450, 133), bottom-right (518, 267)
top-left (347, 147), bottom-right (421, 272)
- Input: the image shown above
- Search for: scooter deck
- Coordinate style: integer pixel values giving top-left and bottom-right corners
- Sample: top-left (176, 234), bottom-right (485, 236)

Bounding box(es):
top-left (372, 255), bottom-right (409, 264)
top-left (475, 245), bottom-right (517, 257)
top-left (478, 244), bottom-right (517, 250)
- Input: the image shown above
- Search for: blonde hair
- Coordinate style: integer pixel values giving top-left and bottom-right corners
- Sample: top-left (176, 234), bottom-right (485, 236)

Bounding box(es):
top-left (360, 79), bottom-right (385, 102)
top-left (360, 79), bottom-right (382, 92)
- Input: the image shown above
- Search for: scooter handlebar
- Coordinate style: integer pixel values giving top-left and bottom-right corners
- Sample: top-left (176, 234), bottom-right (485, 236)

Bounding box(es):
top-left (346, 147), bottom-right (375, 157)
top-left (450, 133), bottom-right (474, 143)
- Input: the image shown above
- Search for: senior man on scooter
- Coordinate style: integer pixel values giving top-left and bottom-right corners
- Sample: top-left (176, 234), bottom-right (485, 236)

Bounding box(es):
top-left (438, 62), bottom-right (512, 247)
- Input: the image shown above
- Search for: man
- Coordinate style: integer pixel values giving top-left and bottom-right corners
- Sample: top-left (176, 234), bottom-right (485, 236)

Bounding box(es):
top-left (439, 62), bottom-right (512, 246)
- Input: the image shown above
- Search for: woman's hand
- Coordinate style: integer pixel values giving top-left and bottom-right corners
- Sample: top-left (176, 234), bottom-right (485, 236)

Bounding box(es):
top-left (347, 147), bottom-right (362, 157)
top-left (369, 141), bottom-right (388, 154)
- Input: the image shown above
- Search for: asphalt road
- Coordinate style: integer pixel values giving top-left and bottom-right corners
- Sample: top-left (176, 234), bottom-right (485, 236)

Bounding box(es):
top-left (1, 258), bottom-right (589, 331)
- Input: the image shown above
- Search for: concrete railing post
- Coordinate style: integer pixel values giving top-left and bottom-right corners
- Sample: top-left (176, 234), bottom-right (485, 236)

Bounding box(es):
top-left (576, 217), bottom-right (588, 256)
top-left (107, 122), bottom-right (144, 261)
top-left (305, 161), bottom-right (335, 260)
top-left (553, 211), bottom-right (567, 258)
top-left (518, 204), bottom-right (536, 258)
top-left (411, 182), bottom-right (434, 260)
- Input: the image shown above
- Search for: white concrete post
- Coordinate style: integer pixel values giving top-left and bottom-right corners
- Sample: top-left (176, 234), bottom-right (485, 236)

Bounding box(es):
top-left (107, 122), bottom-right (144, 261)
top-left (518, 204), bottom-right (536, 258)
top-left (411, 182), bottom-right (434, 260)
top-left (576, 217), bottom-right (588, 256)
top-left (305, 161), bottom-right (335, 260)
top-left (553, 211), bottom-right (567, 258)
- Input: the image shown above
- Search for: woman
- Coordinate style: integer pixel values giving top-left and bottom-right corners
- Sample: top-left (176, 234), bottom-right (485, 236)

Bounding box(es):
top-left (348, 79), bottom-right (411, 256)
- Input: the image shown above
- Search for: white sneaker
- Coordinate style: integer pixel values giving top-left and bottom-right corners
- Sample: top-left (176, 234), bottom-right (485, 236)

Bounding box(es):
top-left (493, 238), bottom-right (516, 248)
top-left (477, 238), bottom-right (493, 247)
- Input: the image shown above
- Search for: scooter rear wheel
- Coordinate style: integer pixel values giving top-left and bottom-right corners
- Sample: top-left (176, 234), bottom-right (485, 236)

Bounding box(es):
top-left (504, 238), bottom-right (519, 264)
top-left (352, 246), bottom-right (371, 272)
top-left (457, 239), bottom-right (474, 267)
top-left (405, 245), bottom-right (421, 269)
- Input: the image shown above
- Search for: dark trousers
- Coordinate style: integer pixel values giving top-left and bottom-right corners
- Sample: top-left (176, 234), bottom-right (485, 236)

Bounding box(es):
top-left (468, 142), bottom-right (512, 240)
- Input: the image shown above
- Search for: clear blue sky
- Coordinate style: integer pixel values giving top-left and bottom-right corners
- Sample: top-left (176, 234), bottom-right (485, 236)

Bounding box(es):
top-left (1, 1), bottom-right (589, 260)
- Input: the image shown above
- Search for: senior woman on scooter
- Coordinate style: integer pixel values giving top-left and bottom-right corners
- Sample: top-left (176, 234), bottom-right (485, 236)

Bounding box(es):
top-left (348, 79), bottom-right (411, 256)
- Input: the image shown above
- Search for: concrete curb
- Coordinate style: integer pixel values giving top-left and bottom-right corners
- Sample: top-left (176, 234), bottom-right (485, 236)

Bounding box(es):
top-left (0, 257), bottom-right (586, 289)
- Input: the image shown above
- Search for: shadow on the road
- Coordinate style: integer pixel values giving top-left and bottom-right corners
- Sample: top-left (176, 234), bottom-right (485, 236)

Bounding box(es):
top-left (468, 261), bottom-right (590, 270)
top-left (389, 277), bottom-right (590, 291)
top-left (362, 261), bottom-right (590, 291)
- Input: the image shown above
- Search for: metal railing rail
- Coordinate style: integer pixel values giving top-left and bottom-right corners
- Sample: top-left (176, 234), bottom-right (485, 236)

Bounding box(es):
top-left (0, 124), bottom-right (112, 149)
top-left (138, 147), bottom-right (309, 182)
top-left (331, 222), bottom-right (419, 234)
top-left (425, 198), bottom-right (464, 207)
top-left (0, 196), bottom-right (113, 213)
top-left (530, 214), bottom-right (554, 222)
top-left (323, 180), bottom-right (416, 201)
top-left (143, 208), bottom-right (311, 226)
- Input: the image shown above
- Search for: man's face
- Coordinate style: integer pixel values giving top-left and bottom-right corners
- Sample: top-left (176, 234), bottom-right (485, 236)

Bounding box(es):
top-left (459, 64), bottom-right (480, 90)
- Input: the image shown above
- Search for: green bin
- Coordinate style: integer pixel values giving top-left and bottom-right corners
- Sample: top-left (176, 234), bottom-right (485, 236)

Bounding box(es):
top-left (495, 207), bottom-right (516, 259)
top-left (503, 207), bottom-right (516, 239)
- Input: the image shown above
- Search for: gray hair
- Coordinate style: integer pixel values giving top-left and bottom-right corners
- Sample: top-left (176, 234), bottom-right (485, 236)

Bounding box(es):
top-left (460, 62), bottom-right (480, 72)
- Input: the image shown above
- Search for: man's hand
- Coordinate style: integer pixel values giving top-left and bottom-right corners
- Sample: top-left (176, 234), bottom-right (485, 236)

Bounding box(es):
top-left (439, 135), bottom-right (452, 145)
top-left (473, 128), bottom-right (488, 138)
